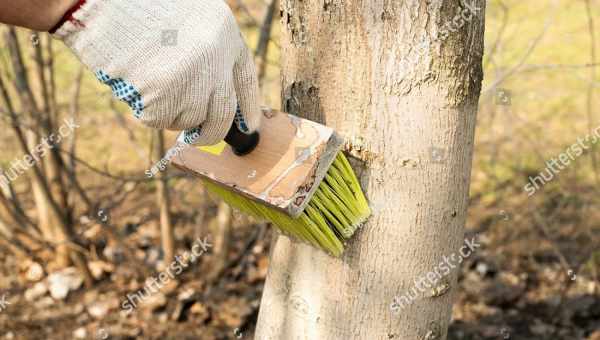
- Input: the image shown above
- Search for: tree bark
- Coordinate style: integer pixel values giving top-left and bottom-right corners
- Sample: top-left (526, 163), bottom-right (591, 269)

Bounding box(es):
top-left (27, 131), bottom-right (55, 242)
top-left (207, 200), bottom-right (232, 281)
top-left (255, 1), bottom-right (485, 339)
top-left (154, 130), bottom-right (175, 263)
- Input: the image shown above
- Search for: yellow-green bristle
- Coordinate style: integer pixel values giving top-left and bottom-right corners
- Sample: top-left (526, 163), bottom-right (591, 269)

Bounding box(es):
top-left (202, 152), bottom-right (371, 257)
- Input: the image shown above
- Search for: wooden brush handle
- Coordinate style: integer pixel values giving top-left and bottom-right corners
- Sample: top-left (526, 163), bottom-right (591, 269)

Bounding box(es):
top-left (224, 121), bottom-right (260, 156)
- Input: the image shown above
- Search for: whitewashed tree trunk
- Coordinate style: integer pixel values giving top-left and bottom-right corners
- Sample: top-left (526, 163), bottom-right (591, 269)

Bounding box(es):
top-left (255, 1), bottom-right (485, 339)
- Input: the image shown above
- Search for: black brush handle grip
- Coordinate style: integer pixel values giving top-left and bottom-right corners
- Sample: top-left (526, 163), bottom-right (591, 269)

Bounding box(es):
top-left (224, 121), bottom-right (260, 156)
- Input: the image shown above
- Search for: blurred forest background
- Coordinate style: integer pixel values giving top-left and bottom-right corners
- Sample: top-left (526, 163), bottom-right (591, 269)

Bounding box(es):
top-left (0, 0), bottom-right (599, 339)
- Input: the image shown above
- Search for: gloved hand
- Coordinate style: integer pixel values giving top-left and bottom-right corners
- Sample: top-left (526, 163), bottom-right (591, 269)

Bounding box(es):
top-left (51, 0), bottom-right (261, 146)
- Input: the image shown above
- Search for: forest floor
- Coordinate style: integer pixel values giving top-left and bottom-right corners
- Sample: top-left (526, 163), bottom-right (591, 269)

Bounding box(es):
top-left (0, 174), bottom-right (599, 340)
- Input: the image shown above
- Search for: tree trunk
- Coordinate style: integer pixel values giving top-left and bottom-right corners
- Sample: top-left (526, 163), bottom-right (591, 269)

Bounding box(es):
top-left (255, 0), bottom-right (279, 88)
top-left (154, 130), bottom-right (175, 263)
top-left (26, 130), bottom-right (73, 268)
top-left (207, 200), bottom-right (232, 281)
top-left (27, 132), bottom-right (54, 240)
top-left (255, 1), bottom-right (485, 339)
top-left (0, 35), bottom-right (93, 285)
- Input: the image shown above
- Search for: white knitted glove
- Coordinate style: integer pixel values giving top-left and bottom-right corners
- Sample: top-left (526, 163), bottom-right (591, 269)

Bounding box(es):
top-left (52, 0), bottom-right (261, 146)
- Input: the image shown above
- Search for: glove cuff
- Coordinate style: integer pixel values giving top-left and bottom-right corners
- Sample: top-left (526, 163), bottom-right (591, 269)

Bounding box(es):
top-left (49, 0), bottom-right (94, 36)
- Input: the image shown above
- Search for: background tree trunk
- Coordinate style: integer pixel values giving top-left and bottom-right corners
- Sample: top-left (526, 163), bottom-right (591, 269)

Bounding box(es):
top-left (255, 0), bottom-right (279, 89)
top-left (255, 1), bottom-right (485, 339)
top-left (154, 130), bottom-right (175, 263)
top-left (207, 201), bottom-right (232, 281)
top-left (27, 132), bottom-right (55, 242)
top-left (2, 27), bottom-right (94, 286)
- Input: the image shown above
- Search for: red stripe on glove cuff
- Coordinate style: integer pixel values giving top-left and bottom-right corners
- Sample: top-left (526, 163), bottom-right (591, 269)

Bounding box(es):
top-left (49, 0), bottom-right (87, 33)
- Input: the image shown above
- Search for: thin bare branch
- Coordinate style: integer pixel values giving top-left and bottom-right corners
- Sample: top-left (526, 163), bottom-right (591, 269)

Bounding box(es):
top-left (483, 0), bottom-right (559, 93)
top-left (584, 0), bottom-right (599, 185)
top-left (255, 0), bottom-right (279, 88)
